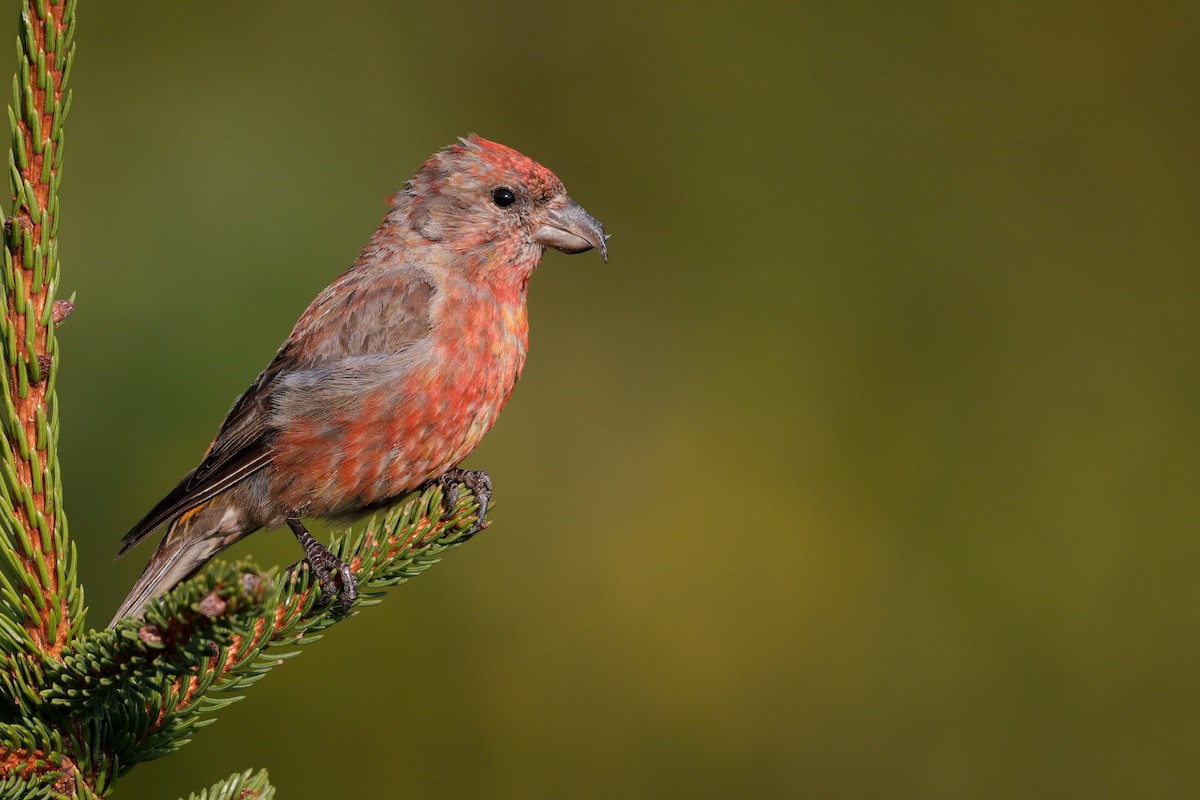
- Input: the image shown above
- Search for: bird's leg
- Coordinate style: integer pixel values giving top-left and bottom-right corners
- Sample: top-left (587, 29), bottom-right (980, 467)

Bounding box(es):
top-left (286, 516), bottom-right (357, 611)
top-left (428, 468), bottom-right (492, 540)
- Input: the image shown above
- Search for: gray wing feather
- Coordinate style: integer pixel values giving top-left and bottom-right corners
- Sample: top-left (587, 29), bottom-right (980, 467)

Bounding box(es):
top-left (118, 270), bottom-right (438, 556)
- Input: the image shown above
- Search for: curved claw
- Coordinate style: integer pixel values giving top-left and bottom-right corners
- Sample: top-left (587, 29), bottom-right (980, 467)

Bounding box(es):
top-left (287, 516), bottom-right (357, 613)
top-left (429, 468), bottom-right (493, 539)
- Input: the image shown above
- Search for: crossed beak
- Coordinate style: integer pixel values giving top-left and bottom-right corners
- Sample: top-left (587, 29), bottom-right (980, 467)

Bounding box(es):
top-left (533, 198), bottom-right (609, 262)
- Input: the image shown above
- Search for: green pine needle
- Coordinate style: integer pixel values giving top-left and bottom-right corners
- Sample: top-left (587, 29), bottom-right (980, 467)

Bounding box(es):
top-left (183, 768), bottom-right (275, 800)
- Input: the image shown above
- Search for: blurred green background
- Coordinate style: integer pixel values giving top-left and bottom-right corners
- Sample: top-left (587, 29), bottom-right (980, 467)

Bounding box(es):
top-left (7, 0), bottom-right (1200, 796)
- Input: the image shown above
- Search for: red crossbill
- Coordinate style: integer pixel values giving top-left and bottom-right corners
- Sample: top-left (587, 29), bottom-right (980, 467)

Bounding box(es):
top-left (110, 135), bottom-right (606, 624)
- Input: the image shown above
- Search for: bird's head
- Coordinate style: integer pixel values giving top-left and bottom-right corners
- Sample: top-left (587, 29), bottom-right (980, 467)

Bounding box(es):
top-left (399, 135), bottom-right (607, 275)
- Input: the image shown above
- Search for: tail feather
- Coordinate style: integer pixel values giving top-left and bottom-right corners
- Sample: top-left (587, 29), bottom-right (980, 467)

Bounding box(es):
top-left (109, 501), bottom-right (238, 627)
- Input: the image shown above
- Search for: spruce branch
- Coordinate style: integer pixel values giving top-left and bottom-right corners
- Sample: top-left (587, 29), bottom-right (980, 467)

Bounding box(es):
top-left (0, 717), bottom-right (77, 797)
top-left (182, 768), bottom-right (274, 800)
top-left (0, 0), bottom-right (79, 661)
top-left (88, 483), bottom-right (486, 772)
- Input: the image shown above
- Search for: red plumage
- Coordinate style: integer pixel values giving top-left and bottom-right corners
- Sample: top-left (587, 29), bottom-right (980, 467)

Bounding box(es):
top-left (111, 135), bottom-right (606, 624)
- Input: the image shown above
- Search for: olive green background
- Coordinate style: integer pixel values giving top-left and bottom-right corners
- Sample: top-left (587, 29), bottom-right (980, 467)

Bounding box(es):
top-left (8, 1), bottom-right (1200, 797)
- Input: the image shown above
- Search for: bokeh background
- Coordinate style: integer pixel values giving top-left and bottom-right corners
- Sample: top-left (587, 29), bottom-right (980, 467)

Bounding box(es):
top-left (5, 0), bottom-right (1198, 796)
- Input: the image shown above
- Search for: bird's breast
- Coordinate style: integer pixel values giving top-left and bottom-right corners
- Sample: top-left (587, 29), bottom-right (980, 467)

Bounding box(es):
top-left (430, 283), bottom-right (529, 450)
top-left (275, 281), bottom-right (529, 515)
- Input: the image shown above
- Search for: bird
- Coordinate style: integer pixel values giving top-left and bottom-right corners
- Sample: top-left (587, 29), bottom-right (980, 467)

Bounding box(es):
top-left (109, 135), bottom-right (606, 625)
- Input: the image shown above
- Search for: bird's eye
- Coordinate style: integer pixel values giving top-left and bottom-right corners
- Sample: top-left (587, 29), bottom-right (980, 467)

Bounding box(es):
top-left (492, 187), bottom-right (516, 208)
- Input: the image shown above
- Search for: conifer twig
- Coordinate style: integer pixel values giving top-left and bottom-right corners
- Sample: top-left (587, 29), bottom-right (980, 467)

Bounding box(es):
top-left (182, 768), bottom-right (274, 800)
top-left (0, 0), bottom-right (80, 660)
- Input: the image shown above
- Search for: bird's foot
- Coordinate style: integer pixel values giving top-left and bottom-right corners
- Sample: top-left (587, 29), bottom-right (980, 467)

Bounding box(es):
top-left (429, 468), bottom-right (492, 540)
top-left (287, 517), bottom-right (357, 612)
